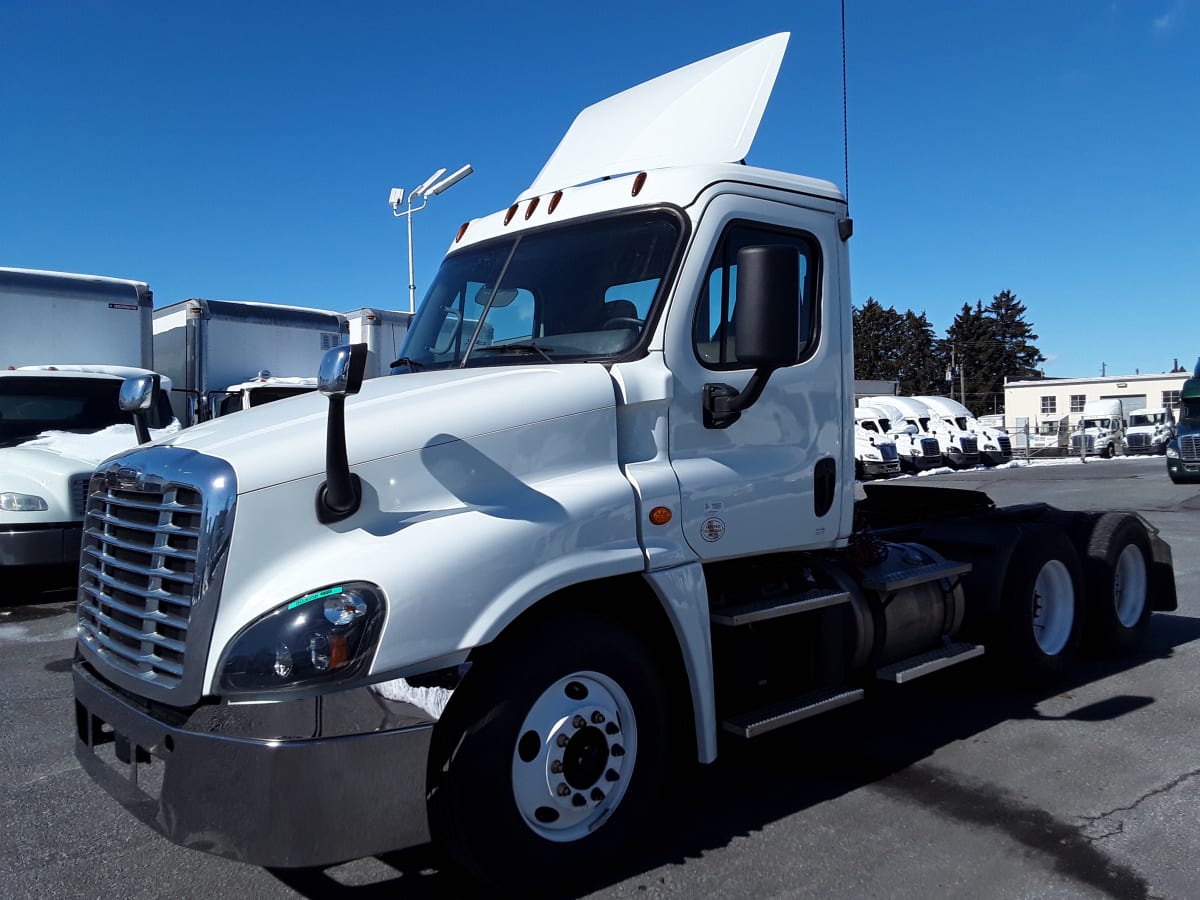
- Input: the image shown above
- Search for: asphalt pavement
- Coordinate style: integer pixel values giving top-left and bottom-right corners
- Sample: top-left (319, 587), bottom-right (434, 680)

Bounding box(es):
top-left (2, 455), bottom-right (1196, 899)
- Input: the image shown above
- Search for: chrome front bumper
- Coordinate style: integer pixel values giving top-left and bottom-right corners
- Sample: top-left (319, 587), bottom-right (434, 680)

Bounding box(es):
top-left (73, 661), bottom-right (435, 868)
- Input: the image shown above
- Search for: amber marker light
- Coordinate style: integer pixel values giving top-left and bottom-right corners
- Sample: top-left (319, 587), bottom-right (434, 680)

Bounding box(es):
top-left (649, 507), bottom-right (672, 526)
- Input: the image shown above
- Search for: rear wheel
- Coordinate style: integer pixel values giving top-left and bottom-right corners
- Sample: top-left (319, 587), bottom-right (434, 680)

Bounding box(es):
top-left (427, 613), bottom-right (671, 891)
top-left (1084, 514), bottom-right (1152, 656)
top-left (999, 527), bottom-right (1084, 684)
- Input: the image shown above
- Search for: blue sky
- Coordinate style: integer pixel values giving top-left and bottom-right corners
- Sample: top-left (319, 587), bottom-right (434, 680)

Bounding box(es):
top-left (2, 1), bottom-right (1196, 379)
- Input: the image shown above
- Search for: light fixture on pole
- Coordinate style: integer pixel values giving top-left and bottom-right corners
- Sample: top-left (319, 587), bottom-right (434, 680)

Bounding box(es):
top-left (388, 164), bottom-right (473, 315)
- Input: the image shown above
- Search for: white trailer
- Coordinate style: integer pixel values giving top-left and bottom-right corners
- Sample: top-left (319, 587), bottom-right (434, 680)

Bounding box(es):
top-left (73, 35), bottom-right (1176, 891)
top-left (343, 307), bottom-right (413, 380)
top-left (153, 298), bottom-right (348, 424)
top-left (0, 269), bottom-right (173, 576)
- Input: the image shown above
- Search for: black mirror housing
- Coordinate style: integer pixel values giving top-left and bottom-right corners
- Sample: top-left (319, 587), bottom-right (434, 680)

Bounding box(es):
top-left (733, 244), bottom-right (800, 369)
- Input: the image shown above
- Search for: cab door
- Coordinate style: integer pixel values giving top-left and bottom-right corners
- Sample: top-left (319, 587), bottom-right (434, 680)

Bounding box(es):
top-left (664, 194), bottom-right (849, 560)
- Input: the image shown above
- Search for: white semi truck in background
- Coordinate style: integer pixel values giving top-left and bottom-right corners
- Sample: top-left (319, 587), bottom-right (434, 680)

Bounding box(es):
top-left (0, 268), bottom-right (175, 580)
top-left (862, 394), bottom-right (981, 468)
top-left (918, 395), bottom-right (1013, 467)
top-left (1071, 397), bottom-right (1135, 459)
top-left (153, 298), bottom-right (348, 425)
top-left (854, 403), bottom-right (941, 472)
top-left (71, 36), bottom-right (1176, 891)
top-left (1124, 407), bottom-right (1173, 455)
top-left (851, 408), bottom-right (900, 479)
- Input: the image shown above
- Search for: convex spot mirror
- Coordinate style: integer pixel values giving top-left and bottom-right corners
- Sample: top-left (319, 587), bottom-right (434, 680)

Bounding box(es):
top-left (474, 285), bottom-right (519, 308)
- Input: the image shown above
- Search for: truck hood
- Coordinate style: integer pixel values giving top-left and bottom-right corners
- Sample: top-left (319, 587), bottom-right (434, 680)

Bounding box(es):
top-left (153, 365), bottom-right (620, 494)
top-left (0, 444), bottom-right (101, 483)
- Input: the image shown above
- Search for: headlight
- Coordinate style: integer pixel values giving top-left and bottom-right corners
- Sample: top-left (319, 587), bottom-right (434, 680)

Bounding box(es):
top-left (1166, 444), bottom-right (1179, 459)
top-left (0, 492), bottom-right (49, 512)
top-left (218, 582), bottom-right (385, 694)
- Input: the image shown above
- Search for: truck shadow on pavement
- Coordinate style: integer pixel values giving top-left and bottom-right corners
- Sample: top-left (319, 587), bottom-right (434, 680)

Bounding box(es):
top-left (269, 612), bottom-right (1200, 900)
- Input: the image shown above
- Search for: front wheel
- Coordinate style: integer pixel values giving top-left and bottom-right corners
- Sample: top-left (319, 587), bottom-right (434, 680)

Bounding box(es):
top-left (428, 613), bottom-right (672, 890)
top-left (999, 526), bottom-right (1084, 685)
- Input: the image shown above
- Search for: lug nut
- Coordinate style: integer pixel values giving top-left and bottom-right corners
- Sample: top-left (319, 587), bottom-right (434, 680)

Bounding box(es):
top-left (572, 715), bottom-right (586, 729)
top-left (550, 760), bottom-right (563, 774)
top-left (556, 734), bottom-right (569, 747)
top-left (591, 711), bottom-right (606, 724)
top-left (556, 783), bottom-right (571, 797)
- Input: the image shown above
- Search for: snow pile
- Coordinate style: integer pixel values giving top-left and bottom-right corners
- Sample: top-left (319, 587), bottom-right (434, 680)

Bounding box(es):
top-left (19, 421), bottom-right (181, 464)
top-left (372, 677), bottom-right (453, 720)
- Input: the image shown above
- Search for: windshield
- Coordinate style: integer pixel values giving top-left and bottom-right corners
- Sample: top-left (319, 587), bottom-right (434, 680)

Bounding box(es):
top-left (0, 376), bottom-right (173, 447)
top-left (1180, 399), bottom-right (1200, 423)
top-left (1083, 417), bottom-right (1111, 429)
top-left (398, 211), bottom-right (682, 370)
top-left (1129, 413), bottom-right (1163, 426)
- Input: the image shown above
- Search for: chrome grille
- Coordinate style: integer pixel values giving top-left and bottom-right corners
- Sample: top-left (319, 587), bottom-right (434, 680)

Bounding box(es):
top-left (1180, 434), bottom-right (1200, 461)
top-left (880, 443), bottom-right (899, 462)
top-left (920, 438), bottom-right (940, 458)
top-left (960, 437), bottom-right (978, 455)
top-left (1127, 433), bottom-right (1151, 450)
top-left (70, 475), bottom-right (91, 516)
top-left (77, 481), bottom-right (202, 689)
top-left (997, 435), bottom-right (1012, 457)
top-left (1071, 434), bottom-right (1095, 452)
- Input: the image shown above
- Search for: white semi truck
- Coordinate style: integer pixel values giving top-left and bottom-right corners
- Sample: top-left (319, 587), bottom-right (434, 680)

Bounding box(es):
top-left (1070, 398), bottom-right (1135, 459)
top-left (71, 36), bottom-right (1176, 891)
top-left (0, 269), bottom-right (176, 578)
top-left (153, 298), bottom-right (348, 425)
top-left (1124, 407), bottom-right (1173, 456)
top-left (917, 395), bottom-right (1013, 467)
top-left (851, 408), bottom-right (900, 479)
top-left (855, 402), bottom-right (942, 472)
top-left (863, 394), bottom-right (981, 469)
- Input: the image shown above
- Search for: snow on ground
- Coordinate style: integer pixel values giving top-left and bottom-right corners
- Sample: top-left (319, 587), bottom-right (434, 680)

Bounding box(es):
top-left (19, 421), bottom-right (182, 464)
top-left (902, 453), bottom-right (1159, 479)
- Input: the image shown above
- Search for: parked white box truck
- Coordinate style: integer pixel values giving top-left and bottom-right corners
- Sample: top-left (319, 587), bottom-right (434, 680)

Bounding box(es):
top-left (72, 36), bottom-right (1176, 891)
top-left (0, 268), bottom-right (175, 577)
top-left (152, 299), bottom-right (348, 424)
top-left (344, 307), bottom-right (413, 380)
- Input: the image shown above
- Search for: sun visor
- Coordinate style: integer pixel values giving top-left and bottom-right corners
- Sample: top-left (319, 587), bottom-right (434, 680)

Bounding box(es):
top-left (517, 32), bottom-right (789, 202)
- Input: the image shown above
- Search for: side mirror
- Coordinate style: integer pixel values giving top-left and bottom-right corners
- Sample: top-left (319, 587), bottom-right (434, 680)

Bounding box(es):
top-left (704, 245), bottom-right (801, 429)
top-left (119, 374), bottom-right (161, 445)
top-left (317, 344), bottom-right (368, 524)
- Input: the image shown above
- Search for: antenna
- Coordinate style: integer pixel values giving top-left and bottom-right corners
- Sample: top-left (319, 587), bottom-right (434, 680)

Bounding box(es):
top-left (841, 0), bottom-right (850, 208)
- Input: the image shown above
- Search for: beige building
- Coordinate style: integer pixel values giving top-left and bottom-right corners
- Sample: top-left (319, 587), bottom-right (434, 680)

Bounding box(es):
top-left (1003, 372), bottom-right (1187, 433)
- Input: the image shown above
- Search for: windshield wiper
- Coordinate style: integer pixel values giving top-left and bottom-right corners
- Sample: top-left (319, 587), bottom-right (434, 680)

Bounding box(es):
top-left (472, 343), bottom-right (555, 363)
top-left (389, 356), bottom-right (425, 372)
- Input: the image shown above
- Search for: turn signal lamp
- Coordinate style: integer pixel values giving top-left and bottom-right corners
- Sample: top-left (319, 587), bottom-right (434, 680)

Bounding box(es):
top-left (649, 506), bottom-right (672, 526)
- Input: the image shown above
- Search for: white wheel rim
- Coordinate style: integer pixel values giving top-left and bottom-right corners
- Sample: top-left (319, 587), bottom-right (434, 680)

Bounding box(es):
top-left (1031, 559), bottom-right (1075, 655)
top-left (1113, 543), bottom-right (1148, 627)
top-left (510, 671), bottom-right (637, 842)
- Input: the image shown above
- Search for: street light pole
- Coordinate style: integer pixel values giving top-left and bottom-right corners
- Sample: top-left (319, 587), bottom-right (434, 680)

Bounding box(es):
top-left (389, 164), bottom-right (473, 315)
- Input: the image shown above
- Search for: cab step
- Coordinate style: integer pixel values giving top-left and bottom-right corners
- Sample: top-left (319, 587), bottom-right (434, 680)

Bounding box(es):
top-left (860, 559), bottom-right (972, 593)
top-left (722, 687), bottom-right (865, 738)
top-left (710, 588), bottom-right (851, 627)
top-left (875, 641), bottom-right (985, 684)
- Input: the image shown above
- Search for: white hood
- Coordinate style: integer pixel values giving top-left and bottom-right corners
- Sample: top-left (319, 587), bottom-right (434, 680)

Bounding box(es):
top-left (155, 364), bottom-right (620, 494)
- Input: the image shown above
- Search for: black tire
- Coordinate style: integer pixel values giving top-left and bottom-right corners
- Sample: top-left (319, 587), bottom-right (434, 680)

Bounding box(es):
top-left (1083, 514), bottom-right (1152, 656)
top-left (998, 527), bottom-right (1084, 685)
top-left (1103, 443), bottom-right (1114, 459)
top-left (427, 613), bottom-right (671, 891)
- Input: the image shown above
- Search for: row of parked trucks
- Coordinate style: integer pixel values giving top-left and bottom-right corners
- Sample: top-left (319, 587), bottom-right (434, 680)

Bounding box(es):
top-left (56, 34), bottom-right (1178, 892)
top-left (0, 266), bottom-right (413, 577)
top-left (852, 394), bottom-right (1013, 478)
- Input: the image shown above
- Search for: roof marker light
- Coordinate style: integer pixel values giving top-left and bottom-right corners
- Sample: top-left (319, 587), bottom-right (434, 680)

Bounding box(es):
top-left (503, 204), bottom-right (519, 225)
top-left (632, 172), bottom-right (648, 197)
top-left (455, 222), bottom-right (470, 243)
top-left (525, 197), bottom-right (540, 219)
top-left (548, 191), bottom-right (563, 214)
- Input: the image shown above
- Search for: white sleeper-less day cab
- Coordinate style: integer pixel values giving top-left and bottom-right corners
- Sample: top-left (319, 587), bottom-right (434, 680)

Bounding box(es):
top-left (72, 35), bottom-right (1176, 890)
